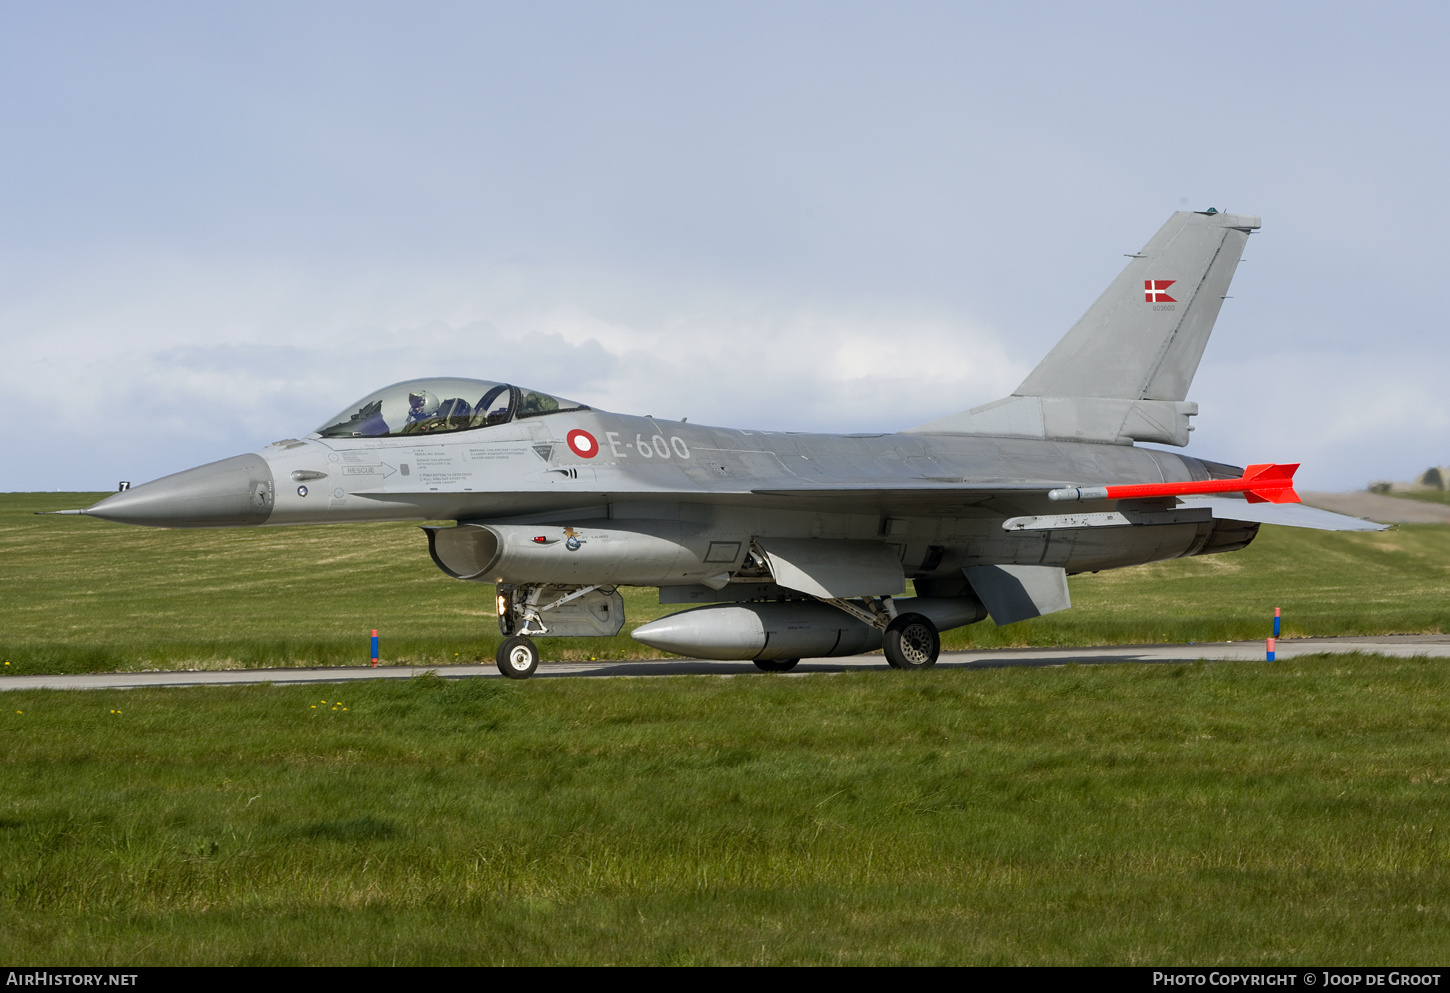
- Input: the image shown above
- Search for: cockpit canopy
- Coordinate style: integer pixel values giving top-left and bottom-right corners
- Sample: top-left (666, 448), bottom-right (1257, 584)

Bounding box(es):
top-left (313, 378), bottom-right (589, 439)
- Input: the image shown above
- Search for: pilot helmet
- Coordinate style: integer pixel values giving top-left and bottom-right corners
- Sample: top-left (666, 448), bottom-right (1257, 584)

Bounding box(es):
top-left (407, 390), bottom-right (439, 416)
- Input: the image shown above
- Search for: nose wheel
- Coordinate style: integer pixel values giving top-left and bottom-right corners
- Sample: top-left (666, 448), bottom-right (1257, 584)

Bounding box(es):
top-left (496, 636), bottom-right (540, 679)
top-left (753, 658), bottom-right (799, 672)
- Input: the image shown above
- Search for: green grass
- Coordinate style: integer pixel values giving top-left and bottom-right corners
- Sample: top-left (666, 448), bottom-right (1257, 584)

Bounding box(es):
top-left (4, 656), bottom-right (1450, 964)
top-left (1, 492), bottom-right (665, 673)
top-left (3, 492), bottom-right (1449, 674)
top-left (7, 492), bottom-right (1450, 964)
top-left (961, 519), bottom-right (1450, 649)
top-left (1389, 489), bottom-right (1450, 506)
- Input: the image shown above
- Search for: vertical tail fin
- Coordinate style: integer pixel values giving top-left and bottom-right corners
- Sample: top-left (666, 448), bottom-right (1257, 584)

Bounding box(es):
top-left (906, 209), bottom-right (1260, 446)
top-left (1017, 209), bottom-right (1260, 401)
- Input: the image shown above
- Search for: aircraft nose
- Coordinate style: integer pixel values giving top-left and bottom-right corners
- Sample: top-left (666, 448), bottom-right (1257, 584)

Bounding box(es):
top-left (84, 454), bottom-right (276, 528)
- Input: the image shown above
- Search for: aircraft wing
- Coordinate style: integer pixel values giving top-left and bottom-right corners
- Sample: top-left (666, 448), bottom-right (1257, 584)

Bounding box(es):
top-left (749, 467), bottom-right (1389, 532)
top-left (751, 481), bottom-right (1058, 494)
top-left (745, 481), bottom-right (1068, 513)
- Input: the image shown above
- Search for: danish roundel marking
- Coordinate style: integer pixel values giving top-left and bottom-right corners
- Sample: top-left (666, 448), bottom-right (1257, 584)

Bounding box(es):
top-left (566, 429), bottom-right (599, 459)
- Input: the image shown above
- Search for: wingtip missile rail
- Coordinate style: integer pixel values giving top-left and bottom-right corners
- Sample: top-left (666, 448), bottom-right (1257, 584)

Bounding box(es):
top-left (1047, 463), bottom-right (1301, 505)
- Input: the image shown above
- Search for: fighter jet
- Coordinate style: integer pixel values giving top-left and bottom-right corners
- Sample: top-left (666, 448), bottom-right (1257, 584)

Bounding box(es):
top-left (58, 210), bottom-right (1384, 678)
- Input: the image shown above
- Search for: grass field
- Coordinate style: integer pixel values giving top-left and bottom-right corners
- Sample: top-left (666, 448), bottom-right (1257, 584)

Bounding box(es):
top-left (1394, 489), bottom-right (1450, 506)
top-left (5, 655), bottom-right (1450, 965)
top-left (5, 493), bottom-right (1450, 963)
top-left (2, 492), bottom-right (1448, 674)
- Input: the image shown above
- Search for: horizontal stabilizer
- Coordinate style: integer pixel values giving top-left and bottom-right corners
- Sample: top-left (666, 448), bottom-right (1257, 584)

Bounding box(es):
top-left (1180, 496), bottom-right (1389, 532)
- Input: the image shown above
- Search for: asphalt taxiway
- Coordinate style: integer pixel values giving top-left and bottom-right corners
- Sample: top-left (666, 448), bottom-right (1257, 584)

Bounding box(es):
top-left (3, 635), bottom-right (1448, 692)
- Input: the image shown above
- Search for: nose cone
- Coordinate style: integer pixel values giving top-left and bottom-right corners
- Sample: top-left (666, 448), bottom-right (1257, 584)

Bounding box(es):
top-left (85, 454), bottom-right (275, 528)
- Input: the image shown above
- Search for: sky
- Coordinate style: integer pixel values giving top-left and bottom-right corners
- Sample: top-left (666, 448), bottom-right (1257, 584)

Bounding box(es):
top-left (2, 1), bottom-right (1447, 491)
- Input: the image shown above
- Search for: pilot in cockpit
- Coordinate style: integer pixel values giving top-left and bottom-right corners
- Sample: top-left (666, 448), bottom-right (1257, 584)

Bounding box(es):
top-left (405, 390), bottom-right (440, 425)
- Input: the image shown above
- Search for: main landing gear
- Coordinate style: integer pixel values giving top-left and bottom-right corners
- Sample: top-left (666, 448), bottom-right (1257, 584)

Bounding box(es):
top-left (750, 608), bottom-right (941, 673)
top-left (882, 613), bottom-right (941, 670)
top-left (816, 594), bottom-right (942, 671)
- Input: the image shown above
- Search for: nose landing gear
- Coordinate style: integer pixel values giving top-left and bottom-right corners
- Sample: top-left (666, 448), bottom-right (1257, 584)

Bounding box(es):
top-left (493, 583), bottom-right (624, 678)
top-left (496, 636), bottom-right (540, 679)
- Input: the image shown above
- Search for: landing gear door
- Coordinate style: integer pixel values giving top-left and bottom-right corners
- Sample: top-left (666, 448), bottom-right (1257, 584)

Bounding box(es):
top-left (498, 584), bottom-right (626, 638)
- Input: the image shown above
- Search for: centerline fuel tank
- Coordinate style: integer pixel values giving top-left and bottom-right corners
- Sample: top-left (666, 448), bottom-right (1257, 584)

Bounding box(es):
top-left (630, 596), bottom-right (987, 661)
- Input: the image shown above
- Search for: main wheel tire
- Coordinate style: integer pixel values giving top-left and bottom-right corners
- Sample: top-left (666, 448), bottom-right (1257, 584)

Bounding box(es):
top-left (883, 613), bottom-right (940, 670)
top-left (753, 658), bottom-right (799, 672)
top-left (496, 636), bottom-right (540, 679)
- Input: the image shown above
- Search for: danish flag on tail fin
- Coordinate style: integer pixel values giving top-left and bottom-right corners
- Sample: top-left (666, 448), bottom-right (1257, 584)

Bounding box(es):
top-left (1047, 463), bottom-right (1301, 504)
top-left (1144, 279), bottom-right (1176, 303)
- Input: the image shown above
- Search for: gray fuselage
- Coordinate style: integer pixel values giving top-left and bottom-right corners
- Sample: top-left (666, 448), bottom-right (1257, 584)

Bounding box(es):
top-left (87, 406), bottom-right (1252, 588)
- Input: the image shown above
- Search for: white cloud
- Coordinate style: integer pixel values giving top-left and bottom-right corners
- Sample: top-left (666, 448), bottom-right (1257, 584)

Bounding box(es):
top-left (1, 255), bottom-right (1025, 489)
top-left (5, 248), bottom-right (1439, 496)
top-left (5, 3), bottom-right (1450, 495)
top-left (1191, 352), bottom-right (1450, 491)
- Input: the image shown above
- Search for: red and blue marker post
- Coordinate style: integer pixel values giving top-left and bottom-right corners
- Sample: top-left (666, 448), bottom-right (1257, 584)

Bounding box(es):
top-left (371, 629), bottom-right (379, 667)
top-left (1266, 607), bottom-right (1281, 661)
